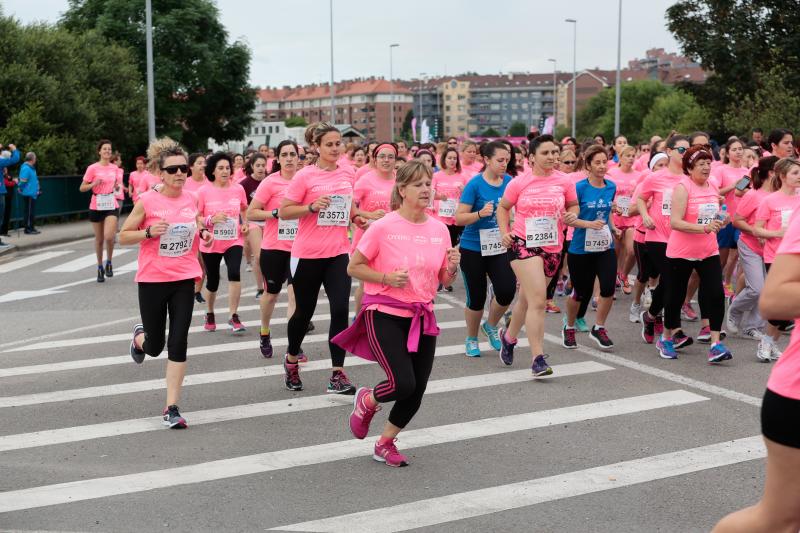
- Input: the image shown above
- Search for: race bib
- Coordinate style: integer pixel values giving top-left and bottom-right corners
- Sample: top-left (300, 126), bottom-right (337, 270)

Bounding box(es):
top-left (213, 217), bottom-right (237, 240)
top-left (95, 193), bottom-right (116, 211)
top-left (696, 203), bottom-right (718, 225)
top-left (438, 198), bottom-right (457, 218)
top-left (525, 217), bottom-right (558, 248)
top-left (616, 196), bottom-right (631, 217)
top-left (159, 223), bottom-right (195, 257)
top-left (479, 228), bottom-right (505, 256)
top-left (781, 209), bottom-right (792, 229)
top-left (661, 189), bottom-right (672, 215)
top-left (428, 189), bottom-right (435, 209)
top-left (585, 225), bottom-right (611, 252)
top-left (277, 218), bottom-right (298, 241)
top-left (317, 194), bottom-right (352, 227)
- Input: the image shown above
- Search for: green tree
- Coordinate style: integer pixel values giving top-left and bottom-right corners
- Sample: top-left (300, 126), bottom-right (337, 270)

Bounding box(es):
top-left (507, 122), bottom-right (527, 137)
top-left (481, 128), bottom-right (502, 137)
top-left (62, 0), bottom-right (255, 151)
top-left (0, 16), bottom-right (146, 174)
top-left (400, 109), bottom-right (414, 142)
top-left (284, 116), bottom-right (308, 128)
top-left (577, 80), bottom-right (670, 142)
top-left (640, 90), bottom-right (711, 139)
top-left (722, 67), bottom-right (800, 137)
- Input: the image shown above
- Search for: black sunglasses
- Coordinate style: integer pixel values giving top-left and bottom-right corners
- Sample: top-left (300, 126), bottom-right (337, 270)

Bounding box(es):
top-left (163, 164), bottom-right (188, 174)
top-left (562, 160), bottom-right (577, 165)
top-left (675, 147), bottom-right (688, 154)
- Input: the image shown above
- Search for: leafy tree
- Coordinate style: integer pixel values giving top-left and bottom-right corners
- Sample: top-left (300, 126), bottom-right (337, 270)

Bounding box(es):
top-left (722, 67), bottom-right (800, 137)
top-left (507, 122), bottom-right (527, 137)
top-left (640, 90), bottom-right (711, 139)
top-left (481, 128), bottom-right (502, 137)
top-left (400, 109), bottom-right (414, 142)
top-left (0, 16), bottom-right (145, 174)
top-left (284, 116), bottom-right (308, 128)
top-left (62, 0), bottom-right (255, 151)
top-left (577, 80), bottom-right (670, 142)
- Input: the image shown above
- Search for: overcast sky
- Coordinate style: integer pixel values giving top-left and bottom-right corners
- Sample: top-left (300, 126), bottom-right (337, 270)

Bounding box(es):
top-left (2, 0), bottom-right (683, 87)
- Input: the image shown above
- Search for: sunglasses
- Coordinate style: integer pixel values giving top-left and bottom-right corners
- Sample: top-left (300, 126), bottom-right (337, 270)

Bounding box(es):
top-left (163, 164), bottom-right (188, 174)
top-left (561, 160), bottom-right (577, 165)
top-left (675, 147), bottom-right (688, 154)
top-left (693, 143), bottom-right (712, 151)
top-left (298, 155), bottom-right (306, 161)
top-left (641, 147), bottom-right (651, 152)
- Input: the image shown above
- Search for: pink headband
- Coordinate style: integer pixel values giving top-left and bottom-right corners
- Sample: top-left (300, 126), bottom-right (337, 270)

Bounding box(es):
top-left (416, 149), bottom-right (434, 159)
top-left (374, 143), bottom-right (397, 156)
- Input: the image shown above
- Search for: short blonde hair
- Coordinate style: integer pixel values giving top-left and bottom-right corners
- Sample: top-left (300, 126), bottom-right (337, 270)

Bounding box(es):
top-left (391, 160), bottom-right (432, 210)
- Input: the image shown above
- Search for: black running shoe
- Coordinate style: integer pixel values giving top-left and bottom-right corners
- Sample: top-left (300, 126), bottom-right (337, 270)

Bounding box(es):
top-left (97, 265), bottom-right (105, 283)
top-left (328, 370), bottom-right (356, 394)
top-left (194, 291), bottom-right (206, 304)
top-left (130, 324), bottom-right (146, 364)
top-left (105, 261), bottom-right (113, 277)
top-left (162, 405), bottom-right (187, 429)
top-left (284, 355), bottom-right (303, 391)
top-left (307, 321), bottom-right (315, 333)
top-left (673, 330), bottom-right (694, 350)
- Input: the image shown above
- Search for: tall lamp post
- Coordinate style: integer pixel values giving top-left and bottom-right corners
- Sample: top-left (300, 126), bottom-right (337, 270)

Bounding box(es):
top-left (389, 43), bottom-right (399, 141)
top-left (145, 0), bottom-right (155, 141)
top-left (565, 18), bottom-right (577, 138)
top-left (548, 58), bottom-right (557, 132)
top-left (329, 0), bottom-right (335, 124)
top-left (419, 72), bottom-right (427, 141)
top-left (613, 0), bottom-right (623, 136)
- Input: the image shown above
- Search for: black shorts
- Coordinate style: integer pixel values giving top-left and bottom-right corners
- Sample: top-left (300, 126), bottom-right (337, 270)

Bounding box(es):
top-left (762, 388), bottom-right (800, 449)
top-left (507, 236), bottom-right (562, 278)
top-left (260, 248), bottom-right (293, 294)
top-left (88, 209), bottom-right (117, 223)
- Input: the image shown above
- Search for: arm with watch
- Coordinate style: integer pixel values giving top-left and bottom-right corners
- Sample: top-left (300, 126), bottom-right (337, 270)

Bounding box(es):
top-left (278, 195), bottom-right (331, 220)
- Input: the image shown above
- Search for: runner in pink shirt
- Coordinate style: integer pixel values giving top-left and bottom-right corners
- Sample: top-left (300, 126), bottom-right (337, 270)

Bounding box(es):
top-left (432, 147), bottom-right (466, 267)
top-left (231, 153), bottom-right (245, 183)
top-left (196, 152), bottom-right (249, 334)
top-left (338, 160), bottom-right (459, 467)
top-left (608, 145), bottom-right (645, 295)
top-left (659, 146), bottom-right (732, 363)
top-left (238, 153), bottom-right (270, 300)
top-left (248, 140), bottom-right (306, 359)
top-left (714, 197), bottom-right (800, 532)
top-left (278, 122), bottom-right (368, 394)
top-left (79, 139), bottom-right (123, 282)
top-left (460, 140), bottom-right (482, 179)
top-left (182, 153), bottom-right (209, 303)
top-left (120, 139), bottom-right (213, 429)
top-left (352, 146), bottom-right (367, 169)
top-left (128, 156), bottom-right (148, 202)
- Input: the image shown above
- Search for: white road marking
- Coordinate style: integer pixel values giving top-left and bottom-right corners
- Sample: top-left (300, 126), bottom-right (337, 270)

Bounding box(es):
top-left (42, 249), bottom-right (132, 273)
top-left (0, 251), bottom-right (73, 274)
top-left (0, 390), bottom-right (706, 514)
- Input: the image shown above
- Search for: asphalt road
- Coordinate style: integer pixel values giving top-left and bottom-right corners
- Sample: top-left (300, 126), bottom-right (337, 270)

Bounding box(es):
top-left (0, 237), bottom-right (776, 532)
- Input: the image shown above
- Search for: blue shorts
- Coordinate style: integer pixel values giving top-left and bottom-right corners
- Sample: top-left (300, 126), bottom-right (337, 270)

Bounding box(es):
top-left (716, 223), bottom-right (739, 249)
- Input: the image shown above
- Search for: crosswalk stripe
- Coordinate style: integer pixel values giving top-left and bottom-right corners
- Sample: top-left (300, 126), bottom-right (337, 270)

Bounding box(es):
top-left (0, 328), bottom-right (492, 407)
top-left (0, 361), bottom-right (612, 452)
top-left (0, 390), bottom-right (706, 514)
top-left (271, 435), bottom-right (763, 532)
top-left (0, 309), bottom-right (456, 378)
top-left (5, 300), bottom-right (446, 352)
top-left (42, 249), bottom-right (133, 273)
top-left (0, 251), bottom-right (73, 274)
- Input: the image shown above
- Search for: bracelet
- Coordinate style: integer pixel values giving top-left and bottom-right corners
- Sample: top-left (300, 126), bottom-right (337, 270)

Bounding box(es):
top-left (145, 226), bottom-right (152, 239)
top-left (308, 204), bottom-right (317, 213)
top-left (199, 228), bottom-right (209, 237)
top-left (381, 273), bottom-right (387, 286)
top-left (477, 212), bottom-right (483, 220)
top-left (446, 267), bottom-right (458, 277)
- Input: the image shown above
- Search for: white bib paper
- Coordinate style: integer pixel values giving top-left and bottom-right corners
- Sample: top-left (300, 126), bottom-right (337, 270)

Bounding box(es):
top-left (616, 196), bottom-right (631, 217)
top-left (696, 203), bottom-right (718, 226)
top-left (479, 228), bottom-right (505, 256)
top-left (661, 189), bottom-right (672, 216)
top-left (95, 193), bottom-right (116, 211)
top-left (781, 209), bottom-right (792, 229)
top-left (317, 194), bottom-right (352, 227)
top-left (525, 217), bottom-right (558, 248)
top-left (584, 225), bottom-right (611, 252)
top-left (213, 217), bottom-right (237, 241)
top-left (438, 198), bottom-right (457, 218)
top-left (277, 218), bottom-right (298, 241)
top-left (159, 223), bottom-right (195, 257)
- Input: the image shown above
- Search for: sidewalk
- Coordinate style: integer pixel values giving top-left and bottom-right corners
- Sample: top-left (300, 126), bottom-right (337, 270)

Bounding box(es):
top-left (0, 216), bottom-right (127, 256)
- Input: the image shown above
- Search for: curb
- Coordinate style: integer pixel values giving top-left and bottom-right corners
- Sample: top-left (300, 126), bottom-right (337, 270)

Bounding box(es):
top-left (0, 228), bottom-right (98, 257)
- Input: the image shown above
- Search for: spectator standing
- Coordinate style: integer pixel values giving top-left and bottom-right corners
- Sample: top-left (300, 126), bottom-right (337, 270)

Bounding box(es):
top-left (1, 167), bottom-right (17, 236)
top-left (19, 152), bottom-right (40, 234)
top-left (0, 145), bottom-right (20, 247)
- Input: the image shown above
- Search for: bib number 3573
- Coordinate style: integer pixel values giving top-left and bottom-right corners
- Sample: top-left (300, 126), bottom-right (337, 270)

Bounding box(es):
top-left (525, 217), bottom-right (558, 248)
top-left (317, 194), bottom-right (352, 227)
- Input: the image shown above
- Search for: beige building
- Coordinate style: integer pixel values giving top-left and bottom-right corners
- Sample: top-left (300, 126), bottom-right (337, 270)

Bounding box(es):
top-left (441, 79), bottom-right (471, 138)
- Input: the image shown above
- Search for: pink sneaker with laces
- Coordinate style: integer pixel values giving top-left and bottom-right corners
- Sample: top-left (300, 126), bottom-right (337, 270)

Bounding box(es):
top-left (373, 438), bottom-right (409, 467)
top-left (349, 387), bottom-right (380, 439)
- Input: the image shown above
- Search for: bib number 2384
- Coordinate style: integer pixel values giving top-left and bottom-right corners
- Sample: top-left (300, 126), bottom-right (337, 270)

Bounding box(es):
top-left (525, 217), bottom-right (558, 248)
top-left (317, 194), bottom-right (352, 227)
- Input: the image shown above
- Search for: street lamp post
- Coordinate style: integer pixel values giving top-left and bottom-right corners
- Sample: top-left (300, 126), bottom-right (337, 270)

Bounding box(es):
top-left (389, 43), bottom-right (399, 141)
top-left (565, 18), bottom-right (577, 138)
top-left (548, 58), bottom-right (557, 132)
top-left (145, 0), bottom-right (155, 142)
top-left (419, 72), bottom-right (426, 141)
top-left (614, 0), bottom-right (623, 136)
top-left (329, 0), bottom-right (335, 124)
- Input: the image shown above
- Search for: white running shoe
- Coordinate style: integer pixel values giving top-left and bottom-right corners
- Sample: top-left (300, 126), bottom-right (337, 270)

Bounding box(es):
top-left (642, 287), bottom-right (653, 308)
top-left (629, 302), bottom-right (642, 323)
top-left (756, 339), bottom-right (773, 362)
top-left (739, 329), bottom-right (765, 341)
top-left (770, 341), bottom-right (782, 361)
top-left (726, 313), bottom-right (739, 335)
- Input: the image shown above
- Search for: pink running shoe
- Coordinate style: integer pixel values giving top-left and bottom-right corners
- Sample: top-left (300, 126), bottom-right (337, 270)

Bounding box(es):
top-left (373, 438), bottom-right (409, 467)
top-left (204, 313), bottom-right (216, 332)
top-left (681, 302), bottom-right (699, 321)
top-left (349, 387), bottom-right (380, 439)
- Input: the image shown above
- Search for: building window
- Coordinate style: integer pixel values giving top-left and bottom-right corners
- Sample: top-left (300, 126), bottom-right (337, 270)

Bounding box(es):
top-left (490, 103), bottom-right (500, 111)
top-left (457, 94), bottom-right (466, 100)
top-left (491, 92), bottom-right (501, 99)
top-left (457, 105), bottom-right (465, 111)
top-left (445, 95), bottom-right (452, 101)
top-left (511, 92), bottom-right (518, 98)
top-left (520, 92), bottom-right (528, 98)
top-left (446, 105), bottom-right (451, 111)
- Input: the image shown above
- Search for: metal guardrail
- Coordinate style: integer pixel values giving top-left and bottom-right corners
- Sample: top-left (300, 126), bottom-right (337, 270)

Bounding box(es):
top-left (4, 174), bottom-right (133, 227)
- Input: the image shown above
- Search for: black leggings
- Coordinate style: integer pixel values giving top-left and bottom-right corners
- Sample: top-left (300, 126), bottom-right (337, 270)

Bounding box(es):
top-left (287, 254), bottom-right (351, 366)
top-left (446, 224), bottom-right (463, 247)
top-left (546, 232), bottom-right (570, 299)
top-left (459, 247), bottom-right (516, 311)
top-left (567, 250), bottom-right (617, 319)
top-left (365, 310), bottom-right (436, 429)
top-left (664, 256), bottom-right (724, 331)
top-left (260, 248), bottom-right (292, 294)
top-left (634, 239), bottom-right (657, 283)
top-left (138, 279), bottom-right (195, 363)
top-left (764, 264), bottom-right (792, 329)
top-left (202, 245), bottom-right (243, 292)
top-left (645, 241), bottom-right (670, 316)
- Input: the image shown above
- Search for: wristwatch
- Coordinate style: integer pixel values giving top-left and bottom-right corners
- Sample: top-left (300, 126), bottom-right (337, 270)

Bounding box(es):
top-left (272, 208), bottom-right (279, 219)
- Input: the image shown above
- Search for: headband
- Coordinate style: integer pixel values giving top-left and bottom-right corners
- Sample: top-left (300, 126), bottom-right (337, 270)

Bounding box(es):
top-left (649, 152), bottom-right (668, 171)
top-left (374, 143), bottom-right (397, 156)
top-left (686, 149), bottom-right (710, 167)
top-left (415, 149), bottom-right (434, 159)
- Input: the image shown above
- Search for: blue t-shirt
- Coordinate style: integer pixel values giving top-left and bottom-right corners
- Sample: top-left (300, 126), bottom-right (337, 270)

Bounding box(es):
top-left (458, 173), bottom-right (512, 252)
top-left (568, 177), bottom-right (617, 255)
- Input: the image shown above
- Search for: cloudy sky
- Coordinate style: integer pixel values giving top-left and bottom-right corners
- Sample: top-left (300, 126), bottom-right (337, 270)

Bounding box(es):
top-left (2, 0), bottom-right (683, 87)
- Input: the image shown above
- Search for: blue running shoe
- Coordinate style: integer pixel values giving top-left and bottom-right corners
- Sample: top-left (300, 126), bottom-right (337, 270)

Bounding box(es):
top-left (575, 317), bottom-right (590, 333)
top-left (498, 328), bottom-right (516, 366)
top-left (656, 337), bottom-right (678, 359)
top-left (481, 321), bottom-right (502, 350)
top-left (531, 354), bottom-right (553, 377)
top-left (708, 342), bottom-right (733, 364)
top-left (465, 337), bottom-right (481, 357)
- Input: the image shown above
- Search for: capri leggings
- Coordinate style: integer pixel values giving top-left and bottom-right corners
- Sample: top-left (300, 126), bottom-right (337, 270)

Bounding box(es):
top-left (287, 254), bottom-right (351, 366)
top-left (644, 241), bottom-right (670, 316)
top-left (634, 237), bottom-right (657, 283)
top-left (202, 245), bottom-right (243, 292)
top-left (567, 249), bottom-right (616, 319)
top-left (459, 247), bottom-right (516, 311)
top-left (446, 224), bottom-right (464, 247)
top-left (259, 248), bottom-right (293, 295)
top-left (138, 279), bottom-right (194, 363)
top-left (546, 232), bottom-right (570, 299)
top-left (765, 263), bottom-right (792, 329)
top-left (364, 310), bottom-right (436, 429)
top-left (664, 256), bottom-right (724, 331)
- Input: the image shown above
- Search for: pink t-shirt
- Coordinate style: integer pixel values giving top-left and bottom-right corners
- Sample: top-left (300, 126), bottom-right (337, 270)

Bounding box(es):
top-left (83, 162), bottom-right (121, 210)
top-left (136, 172), bottom-right (161, 199)
top-left (710, 164), bottom-right (748, 216)
top-left (635, 169), bottom-right (684, 243)
top-left (767, 208), bottom-right (800, 399)
top-left (129, 170), bottom-right (148, 202)
top-left (135, 190), bottom-right (202, 283)
top-left (183, 176), bottom-right (209, 195)
top-left (502, 172), bottom-right (577, 253)
top-left (355, 164), bottom-right (374, 182)
top-left (232, 168), bottom-right (246, 183)
top-left (735, 188), bottom-right (768, 256)
top-left (115, 167), bottom-right (125, 201)
top-left (633, 153), bottom-right (650, 172)
top-left (431, 170), bottom-right (466, 225)
top-left (631, 182), bottom-right (648, 244)
top-left (666, 177), bottom-right (721, 260)
top-left (461, 160), bottom-right (483, 179)
top-left (253, 172), bottom-right (294, 253)
top-left (196, 182), bottom-right (248, 254)
top-left (755, 190), bottom-right (800, 264)
top-left (284, 164), bottom-right (355, 259)
top-left (352, 170), bottom-right (395, 252)
top-left (563, 172), bottom-right (587, 241)
top-left (357, 211), bottom-right (450, 316)
top-left (608, 167), bottom-right (645, 228)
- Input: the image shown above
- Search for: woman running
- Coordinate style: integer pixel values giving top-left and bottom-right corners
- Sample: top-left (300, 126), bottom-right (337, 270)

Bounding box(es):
top-left (460, 140), bottom-right (482, 178)
top-left (239, 153), bottom-right (269, 299)
top-left (712, 137), bottom-right (748, 297)
top-left (196, 152), bottom-right (249, 334)
top-left (432, 146), bottom-right (466, 292)
top-left (608, 145), bottom-right (645, 295)
top-left (561, 145), bottom-right (620, 351)
top-left (336, 160), bottom-right (459, 467)
top-left (122, 139), bottom-right (213, 428)
top-left (279, 122), bottom-right (366, 394)
top-left (496, 134), bottom-right (577, 375)
top-left (454, 141), bottom-right (516, 357)
top-left (184, 153), bottom-right (208, 303)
